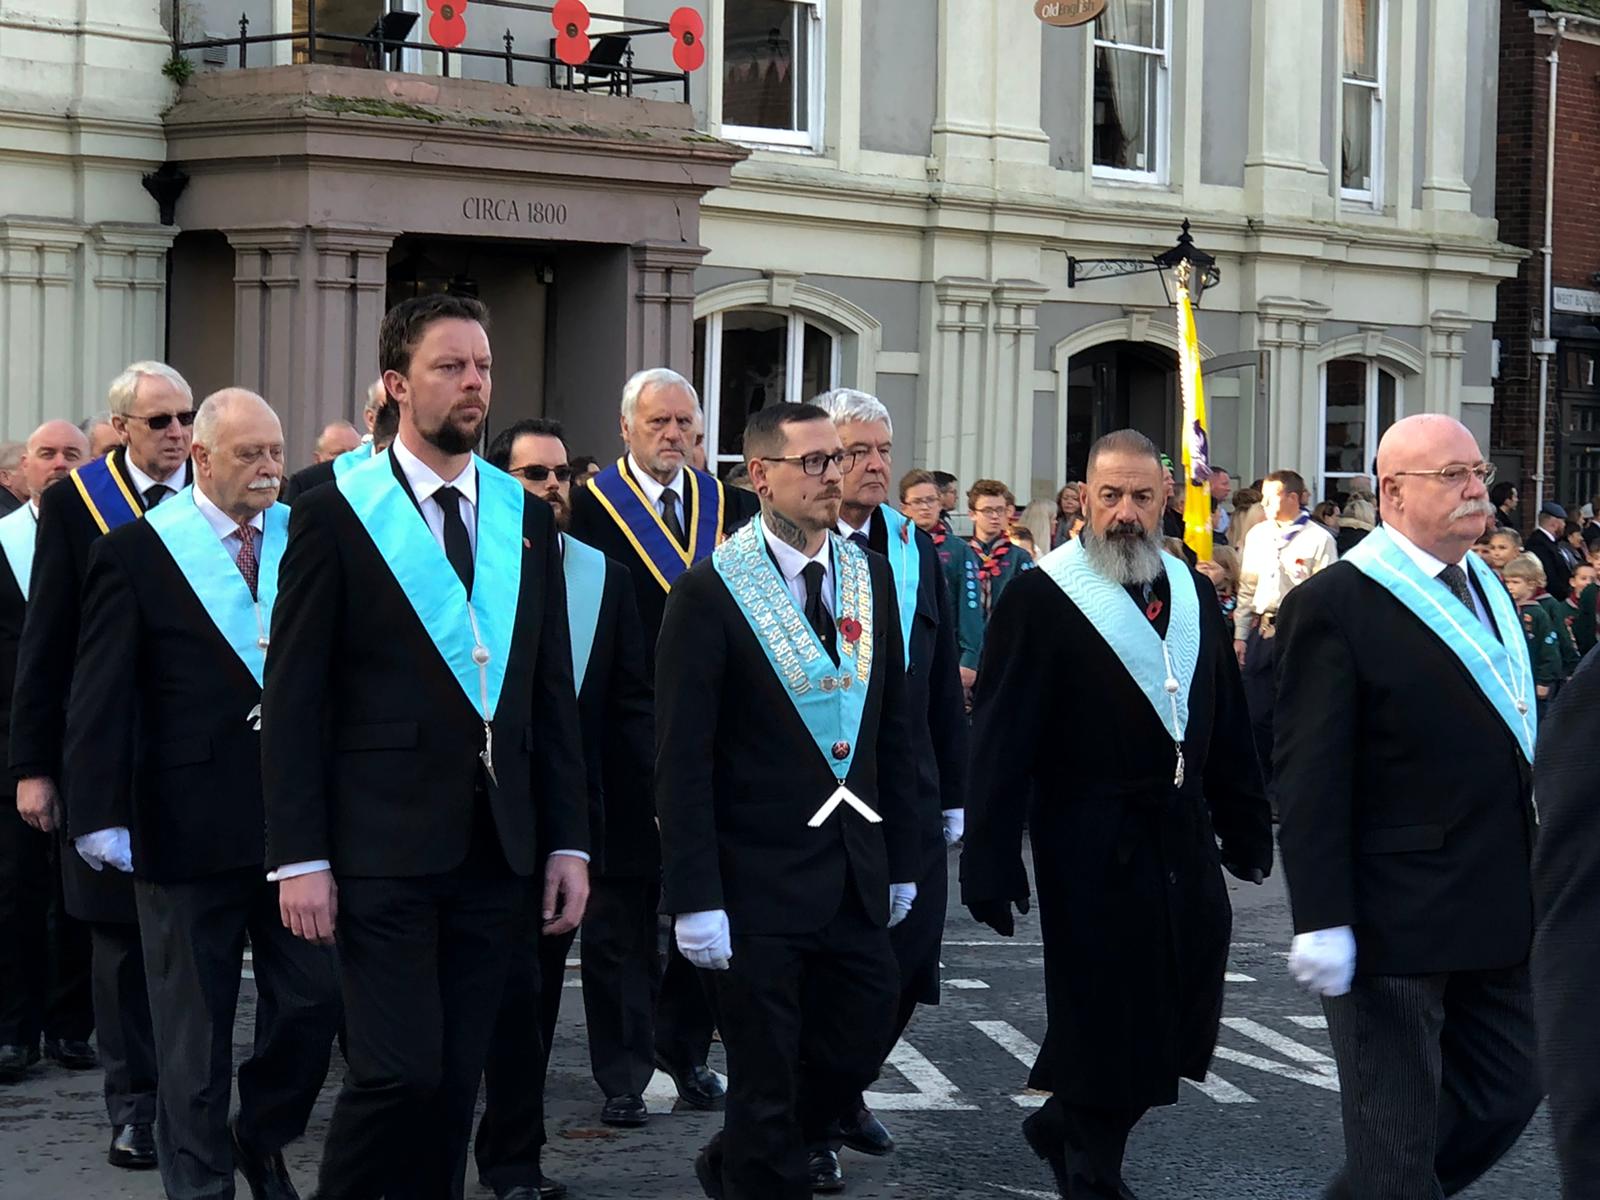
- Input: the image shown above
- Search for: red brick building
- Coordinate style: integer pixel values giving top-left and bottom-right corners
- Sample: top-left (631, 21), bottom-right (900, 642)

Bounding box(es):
top-left (1495, 0), bottom-right (1600, 519)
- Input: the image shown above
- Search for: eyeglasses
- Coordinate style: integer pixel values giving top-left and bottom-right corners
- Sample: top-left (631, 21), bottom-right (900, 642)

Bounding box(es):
top-left (760, 451), bottom-right (860, 477)
top-left (903, 496), bottom-right (941, 509)
top-left (972, 505), bottom-right (1011, 518)
top-left (125, 411), bottom-right (196, 431)
top-left (510, 464), bottom-right (572, 484)
top-left (1392, 462), bottom-right (1497, 487)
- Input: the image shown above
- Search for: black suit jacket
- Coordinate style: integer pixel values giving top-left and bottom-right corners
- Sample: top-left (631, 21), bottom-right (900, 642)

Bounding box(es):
top-left (9, 447), bottom-right (191, 922)
top-left (63, 519), bottom-right (268, 883)
top-left (863, 508), bottom-right (966, 876)
top-left (0, 546), bottom-right (24, 802)
top-left (567, 462), bottom-right (759, 661)
top-left (0, 490), bottom-right (21, 517)
top-left (1529, 527), bottom-right (1574, 602)
top-left (1274, 561), bottom-right (1535, 975)
top-left (283, 459), bottom-right (336, 503)
top-left (573, 547), bottom-right (658, 879)
top-left (261, 452), bottom-right (588, 877)
top-left (655, 544), bottom-right (920, 935)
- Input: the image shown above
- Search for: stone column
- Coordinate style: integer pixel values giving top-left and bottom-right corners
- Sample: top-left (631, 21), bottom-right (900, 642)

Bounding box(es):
top-left (921, 278), bottom-right (993, 483)
top-left (1420, 0), bottom-right (1474, 223)
top-left (1426, 310), bottom-right (1472, 416)
top-left (630, 242), bottom-right (707, 380)
top-left (310, 225), bottom-right (397, 424)
top-left (0, 219), bottom-right (84, 432)
top-left (989, 279), bottom-right (1049, 497)
top-left (228, 226), bottom-right (310, 452)
top-left (91, 223), bottom-right (174, 400)
top-left (1245, 0), bottom-right (1330, 218)
top-left (1254, 298), bottom-right (1327, 473)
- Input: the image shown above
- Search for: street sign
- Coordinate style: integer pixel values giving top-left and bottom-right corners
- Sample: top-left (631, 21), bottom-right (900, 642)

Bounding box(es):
top-left (1554, 286), bottom-right (1600, 316)
top-left (1035, 0), bottom-right (1106, 28)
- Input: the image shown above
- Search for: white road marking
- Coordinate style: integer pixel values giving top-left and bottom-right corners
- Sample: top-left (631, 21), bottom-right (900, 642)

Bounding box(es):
top-left (865, 1041), bottom-right (978, 1111)
top-left (643, 1069), bottom-right (730, 1114)
top-left (1221, 1018), bottom-right (1338, 1074)
top-left (996, 1187), bottom-right (1058, 1199)
top-left (1286, 1015), bottom-right (1328, 1030)
top-left (944, 940), bottom-right (1045, 947)
top-left (971, 1020), bottom-right (1049, 1108)
top-left (1223, 972), bottom-right (1257, 982)
top-left (1211, 1045), bottom-right (1341, 1092)
top-left (1184, 1072), bottom-right (1256, 1104)
top-left (946, 978), bottom-right (990, 989)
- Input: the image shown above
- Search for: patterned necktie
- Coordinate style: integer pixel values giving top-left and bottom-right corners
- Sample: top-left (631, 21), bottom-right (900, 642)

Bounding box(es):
top-left (660, 487), bottom-right (687, 549)
top-left (1437, 563), bottom-right (1473, 611)
top-left (142, 483), bottom-right (169, 509)
top-left (235, 523), bottom-right (259, 598)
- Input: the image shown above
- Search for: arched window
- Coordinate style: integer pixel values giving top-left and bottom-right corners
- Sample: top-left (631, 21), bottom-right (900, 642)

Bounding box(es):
top-left (693, 310), bottom-right (840, 475)
top-left (1320, 357), bottom-right (1400, 500)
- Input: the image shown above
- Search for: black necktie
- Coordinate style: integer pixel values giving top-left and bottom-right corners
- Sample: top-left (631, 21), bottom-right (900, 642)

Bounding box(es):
top-left (802, 561), bottom-right (838, 664)
top-left (434, 485), bottom-right (474, 595)
top-left (142, 483), bottom-right (169, 509)
top-left (1437, 563), bottom-right (1473, 612)
top-left (849, 531), bottom-right (870, 550)
top-left (661, 487), bottom-right (687, 549)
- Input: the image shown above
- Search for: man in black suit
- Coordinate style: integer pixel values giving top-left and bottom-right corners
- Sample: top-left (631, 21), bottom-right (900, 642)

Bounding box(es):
top-left (1276, 413), bottom-right (1542, 1197)
top-left (1528, 500), bottom-right (1574, 601)
top-left (281, 394), bottom-right (399, 502)
top-left (0, 420), bottom-right (95, 1085)
top-left (656, 402), bottom-right (919, 1200)
top-left (264, 295), bottom-right (590, 1200)
top-left (12, 359), bottom-right (195, 1169)
top-left (66, 389), bottom-right (340, 1200)
top-left (811, 388), bottom-right (966, 1189)
top-left (567, 367), bottom-right (757, 1111)
top-left (475, 418), bottom-right (657, 1200)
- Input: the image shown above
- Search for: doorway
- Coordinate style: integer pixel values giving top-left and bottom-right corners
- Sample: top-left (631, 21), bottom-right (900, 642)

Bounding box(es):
top-left (1064, 341), bottom-right (1178, 481)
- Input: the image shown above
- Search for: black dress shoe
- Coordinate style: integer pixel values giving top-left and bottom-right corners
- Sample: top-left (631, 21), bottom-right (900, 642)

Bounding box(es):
top-left (693, 1145), bottom-right (724, 1200)
top-left (232, 1120), bottom-right (300, 1200)
top-left (601, 1092), bottom-right (649, 1127)
top-left (0, 1043), bottom-right (38, 1084)
top-left (108, 1122), bottom-right (157, 1170)
top-left (807, 1149), bottom-right (845, 1193)
top-left (836, 1106), bottom-right (893, 1156)
top-left (42, 1037), bottom-right (97, 1070)
top-left (494, 1174), bottom-right (568, 1200)
top-left (654, 1054), bottom-right (724, 1110)
top-left (1021, 1104), bottom-right (1070, 1197)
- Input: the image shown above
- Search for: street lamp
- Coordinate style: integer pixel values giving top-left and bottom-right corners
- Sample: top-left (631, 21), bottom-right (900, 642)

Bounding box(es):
top-left (1067, 219), bottom-right (1221, 307)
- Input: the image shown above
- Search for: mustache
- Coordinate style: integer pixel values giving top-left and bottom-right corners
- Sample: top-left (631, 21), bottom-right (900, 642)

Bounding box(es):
top-left (1450, 498), bottom-right (1495, 521)
top-left (1104, 520), bottom-right (1147, 540)
top-left (248, 478), bottom-right (280, 491)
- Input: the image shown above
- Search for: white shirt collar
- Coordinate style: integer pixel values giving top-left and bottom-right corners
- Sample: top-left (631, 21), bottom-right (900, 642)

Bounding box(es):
top-left (392, 434), bottom-right (476, 508)
top-left (837, 511), bottom-right (873, 539)
top-left (1384, 523), bottom-right (1466, 577)
top-left (761, 515), bottom-right (831, 583)
top-left (626, 453), bottom-right (684, 509)
top-left (26, 500), bottom-right (38, 520)
top-left (122, 453), bottom-right (185, 499)
top-left (192, 484), bottom-right (265, 539)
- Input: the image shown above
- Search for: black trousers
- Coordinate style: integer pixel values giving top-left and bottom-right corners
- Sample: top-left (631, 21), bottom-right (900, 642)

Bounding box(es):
top-left (136, 869), bottom-right (340, 1200)
top-left (315, 864), bottom-right (524, 1200)
top-left (581, 874), bottom-right (662, 1099)
top-left (0, 810), bottom-right (92, 1047)
top-left (1241, 627), bottom-right (1278, 788)
top-left (1322, 965), bottom-right (1541, 1200)
top-left (655, 934), bottom-right (716, 1071)
top-left (706, 891), bottom-right (898, 1200)
top-left (90, 920), bottom-right (158, 1126)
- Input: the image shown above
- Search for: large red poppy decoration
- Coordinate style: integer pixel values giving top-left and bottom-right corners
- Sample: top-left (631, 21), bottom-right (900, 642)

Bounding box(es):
top-left (669, 7), bottom-right (705, 72)
top-left (427, 0), bottom-right (467, 49)
top-left (553, 0), bottom-right (592, 66)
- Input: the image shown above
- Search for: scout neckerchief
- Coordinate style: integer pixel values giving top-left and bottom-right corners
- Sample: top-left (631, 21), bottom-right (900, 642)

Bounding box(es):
top-left (68, 449), bottom-right (145, 534)
top-left (145, 486), bottom-right (287, 687)
top-left (337, 450), bottom-right (524, 783)
top-left (969, 534), bottom-right (1020, 614)
top-left (712, 519), bottom-right (879, 827)
top-left (0, 504), bottom-right (36, 598)
top-left (562, 533), bottom-right (606, 693)
top-left (873, 505), bottom-right (920, 669)
top-left (1345, 526), bottom-right (1535, 762)
top-left (1039, 538), bottom-right (1201, 787)
top-left (588, 458), bottom-right (724, 592)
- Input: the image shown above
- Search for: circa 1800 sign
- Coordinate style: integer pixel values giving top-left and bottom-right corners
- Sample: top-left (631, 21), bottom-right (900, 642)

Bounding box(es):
top-left (1034, 0), bottom-right (1106, 26)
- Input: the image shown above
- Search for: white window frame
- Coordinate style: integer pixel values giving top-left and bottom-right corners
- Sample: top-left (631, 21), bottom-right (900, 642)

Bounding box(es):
top-left (1319, 358), bottom-right (1402, 498)
top-left (719, 0), bottom-right (825, 154)
top-left (699, 309), bottom-right (842, 474)
top-left (1089, 0), bottom-right (1172, 185)
top-left (1339, 0), bottom-right (1386, 208)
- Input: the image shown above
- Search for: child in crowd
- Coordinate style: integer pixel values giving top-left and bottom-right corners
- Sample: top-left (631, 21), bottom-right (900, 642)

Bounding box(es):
top-left (1502, 553), bottom-right (1564, 712)
top-left (1198, 546), bottom-right (1240, 623)
top-left (1485, 528), bottom-right (1522, 577)
top-left (1568, 561), bottom-right (1599, 655)
top-left (1011, 526), bottom-right (1038, 559)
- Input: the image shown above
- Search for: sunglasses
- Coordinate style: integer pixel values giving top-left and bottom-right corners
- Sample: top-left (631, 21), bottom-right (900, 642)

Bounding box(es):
top-left (511, 464), bottom-right (572, 484)
top-left (125, 411), bottom-right (197, 431)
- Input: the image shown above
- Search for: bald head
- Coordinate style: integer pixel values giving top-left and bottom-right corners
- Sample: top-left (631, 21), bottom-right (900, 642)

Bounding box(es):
top-left (192, 389), bottom-right (285, 522)
top-left (315, 419), bottom-right (362, 463)
top-left (21, 419), bottom-right (90, 501)
top-left (1376, 414), bottom-right (1494, 562)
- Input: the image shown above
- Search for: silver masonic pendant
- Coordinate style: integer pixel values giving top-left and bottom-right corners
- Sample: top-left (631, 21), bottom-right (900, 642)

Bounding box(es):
top-left (481, 721), bottom-right (498, 787)
top-left (1173, 743), bottom-right (1186, 788)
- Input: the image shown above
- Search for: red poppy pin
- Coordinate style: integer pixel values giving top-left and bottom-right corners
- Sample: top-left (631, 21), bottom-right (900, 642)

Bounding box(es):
top-left (669, 7), bottom-right (706, 72)
top-left (1145, 597), bottom-right (1164, 622)
top-left (899, 520), bottom-right (911, 544)
top-left (427, 0), bottom-right (467, 49)
top-left (552, 0), bottom-right (592, 65)
top-left (838, 617), bottom-right (863, 645)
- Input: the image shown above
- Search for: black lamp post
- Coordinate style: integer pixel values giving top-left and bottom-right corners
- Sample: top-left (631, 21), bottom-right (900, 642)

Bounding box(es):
top-left (1067, 219), bottom-right (1221, 307)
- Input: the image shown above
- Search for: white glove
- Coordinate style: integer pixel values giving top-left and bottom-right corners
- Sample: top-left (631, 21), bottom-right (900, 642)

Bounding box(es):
top-left (889, 882), bottom-right (917, 928)
top-left (75, 827), bottom-right (133, 874)
top-left (942, 808), bottom-right (965, 846)
top-left (675, 909), bottom-right (732, 971)
top-left (1289, 926), bottom-right (1356, 997)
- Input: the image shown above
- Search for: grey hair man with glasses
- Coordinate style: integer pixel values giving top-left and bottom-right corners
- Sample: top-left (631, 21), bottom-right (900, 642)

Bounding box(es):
top-left (1275, 414), bottom-right (1541, 1198)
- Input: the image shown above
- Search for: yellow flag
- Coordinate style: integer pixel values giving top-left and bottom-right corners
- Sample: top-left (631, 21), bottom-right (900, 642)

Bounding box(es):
top-left (1178, 288), bottom-right (1214, 562)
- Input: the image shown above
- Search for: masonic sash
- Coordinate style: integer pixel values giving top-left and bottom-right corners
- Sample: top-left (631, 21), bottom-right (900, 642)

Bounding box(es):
top-left (589, 459), bottom-right (724, 592)
top-left (713, 519), bottom-right (879, 825)
top-left (563, 534), bottom-right (606, 693)
top-left (332, 445), bottom-right (370, 479)
top-left (876, 504), bottom-right (921, 669)
top-left (0, 504), bottom-right (36, 598)
top-left (69, 453), bottom-right (143, 535)
top-left (1345, 526), bottom-right (1535, 762)
top-left (145, 487), bottom-right (287, 686)
top-left (1039, 538), bottom-right (1201, 783)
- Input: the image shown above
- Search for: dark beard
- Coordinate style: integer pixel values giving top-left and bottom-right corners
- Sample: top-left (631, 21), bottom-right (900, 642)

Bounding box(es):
top-left (1079, 521), bottom-right (1165, 585)
top-left (423, 418), bottom-right (480, 456)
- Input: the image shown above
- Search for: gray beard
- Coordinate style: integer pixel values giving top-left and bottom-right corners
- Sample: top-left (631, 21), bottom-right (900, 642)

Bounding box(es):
top-left (1079, 523), bottom-right (1165, 586)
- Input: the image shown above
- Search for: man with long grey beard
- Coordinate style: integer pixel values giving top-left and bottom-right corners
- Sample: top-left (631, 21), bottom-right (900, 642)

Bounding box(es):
top-left (962, 429), bottom-right (1271, 1199)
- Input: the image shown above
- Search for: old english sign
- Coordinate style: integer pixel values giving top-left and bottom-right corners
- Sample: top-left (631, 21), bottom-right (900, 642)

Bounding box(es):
top-left (1035, 0), bottom-right (1106, 27)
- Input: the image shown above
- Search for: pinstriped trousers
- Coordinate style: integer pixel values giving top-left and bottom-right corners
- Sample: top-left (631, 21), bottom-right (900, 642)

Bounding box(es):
top-left (1321, 965), bottom-right (1541, 1200)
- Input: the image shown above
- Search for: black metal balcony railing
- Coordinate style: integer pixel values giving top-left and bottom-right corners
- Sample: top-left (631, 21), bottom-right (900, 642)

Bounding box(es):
top-left (172, 0), bottom-right (692, 102)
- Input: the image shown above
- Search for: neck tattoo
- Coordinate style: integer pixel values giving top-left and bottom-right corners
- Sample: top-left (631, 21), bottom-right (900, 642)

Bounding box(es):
top-left (762, 504), bottom-right (811, 553)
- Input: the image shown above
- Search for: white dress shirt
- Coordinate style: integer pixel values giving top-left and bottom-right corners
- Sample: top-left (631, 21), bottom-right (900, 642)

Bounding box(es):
top-left (627, 453), bottom-right (685, 530)
top-left (1234, 514), bottom-right (1339, 638)
top-left (1384, 524), bottom-right (1494, 632)
top-left (192, 486), bottom-right (265, 566)
top-left (123, 455), bottom-right (186, 506)
top-left (762, 516), bottom-right (834, 615)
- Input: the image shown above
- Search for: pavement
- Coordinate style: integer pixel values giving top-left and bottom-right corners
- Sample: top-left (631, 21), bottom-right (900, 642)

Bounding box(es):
top-left (0, 844), bottom-right (1562, 1198)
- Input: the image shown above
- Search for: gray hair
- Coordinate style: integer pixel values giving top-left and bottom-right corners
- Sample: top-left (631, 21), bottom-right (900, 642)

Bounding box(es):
top-left (364, 378), bottom-right (386, 414)
top-left (0, 442), bottom-right (23, 472)
top-left (193, 388), bottom-right (272, 447)
top-left (813, 388), bottom-right (892, 437)
top-left (79, 411), bottom-right (113, 436)
top-left (621, 368), bottom-right (699, 423)
top-left (106, 361), bottom-right (193, 417)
